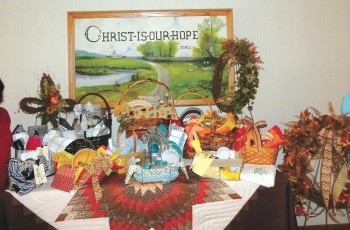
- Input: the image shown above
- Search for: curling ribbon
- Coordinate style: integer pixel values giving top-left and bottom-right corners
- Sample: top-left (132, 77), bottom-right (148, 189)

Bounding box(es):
top-left (242, 117), bottom-right (267, 151)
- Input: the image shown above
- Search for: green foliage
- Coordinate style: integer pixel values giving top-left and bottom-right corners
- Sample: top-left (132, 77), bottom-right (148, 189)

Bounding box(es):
top-left (193, 16), bottom-right (226, 57)
top-left (137, 40), bottom-right (179, 57)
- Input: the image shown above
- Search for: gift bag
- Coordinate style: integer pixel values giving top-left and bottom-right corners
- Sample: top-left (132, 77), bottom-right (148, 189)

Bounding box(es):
top-left (51, 165), bottom-right (77, 192)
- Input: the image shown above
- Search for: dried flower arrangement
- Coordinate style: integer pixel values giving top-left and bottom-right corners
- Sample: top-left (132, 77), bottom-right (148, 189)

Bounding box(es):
top-left (19, 73), bottom-right (76, 127)
top-left (212, 38), bottom-right (263, 116)
top-left (278, 103), bottom-right (350, 222)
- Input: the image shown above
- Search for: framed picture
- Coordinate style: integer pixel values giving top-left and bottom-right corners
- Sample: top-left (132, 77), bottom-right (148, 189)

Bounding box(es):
top-left (68, 9), bottom-right (233, 107)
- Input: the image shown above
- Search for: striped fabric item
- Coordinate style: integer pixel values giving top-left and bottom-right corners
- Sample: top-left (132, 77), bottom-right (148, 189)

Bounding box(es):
top-left (8, 155), bottom-right (50, 195)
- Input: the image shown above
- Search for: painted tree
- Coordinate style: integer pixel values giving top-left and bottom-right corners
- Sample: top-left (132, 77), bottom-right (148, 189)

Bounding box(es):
top-left (193, 16), bottom-right (225, 57)
top-left (166, 40), bottom-right (179, 57)
top-left (137, 40), bottom-right (179, 57)
top-left (137, 41), bottom-right (154, 57)
top-left (153, 40), bottom-right (167, 57)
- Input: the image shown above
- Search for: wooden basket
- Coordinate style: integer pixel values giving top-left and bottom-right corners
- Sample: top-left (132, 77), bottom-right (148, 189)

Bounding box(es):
top-left (176, 93), bottom-right (237, 159)
top-left (118, 79), bottom-right (177, 131)
top-left (65, 93), bottom-right (112, 154)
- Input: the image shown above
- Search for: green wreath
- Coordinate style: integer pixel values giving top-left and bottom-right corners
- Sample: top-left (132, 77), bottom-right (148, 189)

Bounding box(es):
top-left (212, 38), bottom-right (263, 115)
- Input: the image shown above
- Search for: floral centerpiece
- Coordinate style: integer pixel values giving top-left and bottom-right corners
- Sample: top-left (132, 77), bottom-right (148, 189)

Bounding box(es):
top-left (19, 73), bottom-right (76, 128)
top-left (278, 104), bottom-right (350, 222)
top-left (212, 38), bottom-right (263, 117)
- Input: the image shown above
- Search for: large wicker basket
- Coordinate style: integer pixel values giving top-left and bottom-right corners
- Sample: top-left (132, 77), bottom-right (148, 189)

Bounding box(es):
top-left (65, 93), bottom-right (112, 154)
top-left (117, 79), bottom-right (178, 132)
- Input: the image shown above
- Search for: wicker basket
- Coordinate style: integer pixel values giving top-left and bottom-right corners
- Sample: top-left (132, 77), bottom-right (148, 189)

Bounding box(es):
top-left (239, 117), bottom-right (279, 165)
top-left (117, 79), bottom-right (177, 131)
top-left (65, 93), bottom-right (112, 154)
top-left (175, 93), bottom-right (237, 159)
top-left (240, 146), bottom-right (279, 165)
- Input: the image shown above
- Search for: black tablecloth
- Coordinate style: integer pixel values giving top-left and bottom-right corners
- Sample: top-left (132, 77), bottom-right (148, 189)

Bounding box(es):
top-left (226, 170), bottom-right (298, 230)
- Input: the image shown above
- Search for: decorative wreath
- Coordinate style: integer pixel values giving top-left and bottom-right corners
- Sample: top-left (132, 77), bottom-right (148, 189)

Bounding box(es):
top-left (278, 104), bottom-right (350, 222)
top-left (19, 73), bottom-right (76, 128)
top-left (212, 38), bottom-right (263, 116)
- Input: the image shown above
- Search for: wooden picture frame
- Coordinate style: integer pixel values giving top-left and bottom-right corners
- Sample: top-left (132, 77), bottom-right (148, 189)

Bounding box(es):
top-left (68, 9), bottom-right (233, 107)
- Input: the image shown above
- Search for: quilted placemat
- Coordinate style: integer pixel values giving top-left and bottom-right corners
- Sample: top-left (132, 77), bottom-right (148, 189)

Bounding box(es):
top-left (56, 170), bottom-right (239, 229)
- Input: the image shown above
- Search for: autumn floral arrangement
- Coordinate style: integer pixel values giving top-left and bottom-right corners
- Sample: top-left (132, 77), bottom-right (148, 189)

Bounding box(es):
top-left (19, 73), bottom-right (76, 128)
top-left (278, 104), bottom-right (350, 222)
top-left (212, 38), bottom-right (263, 117)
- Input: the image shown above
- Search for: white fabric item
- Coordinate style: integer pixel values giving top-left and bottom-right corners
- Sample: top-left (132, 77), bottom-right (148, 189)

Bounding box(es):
top-left (240, 164), bottom-right (277, 187)
top-left (192, 179), bottom-right (259, 229)
top-left (6, 177), bottom-right (110, 230)
top-left (7, 173), bottom-right (259, 230)
top-left (47, 136), bottom-right (75, 153)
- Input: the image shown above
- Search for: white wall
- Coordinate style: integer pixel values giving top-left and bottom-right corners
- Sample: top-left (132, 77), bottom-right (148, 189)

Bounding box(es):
top-left (1, 0), bottom-right (350, 226)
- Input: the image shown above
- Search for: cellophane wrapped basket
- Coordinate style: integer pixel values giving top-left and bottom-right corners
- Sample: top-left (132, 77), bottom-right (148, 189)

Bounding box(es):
top-left (65, 93), bottom-right (112, 154)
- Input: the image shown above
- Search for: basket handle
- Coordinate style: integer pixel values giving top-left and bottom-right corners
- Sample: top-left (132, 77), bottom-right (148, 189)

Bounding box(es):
top-left (78, 93), bottom-right (112, 131)
top-left (175, 92), bottom-right (216, 131)
top-left (118, 79), bottom-right (175, 107)
top-left (117, 126), bottom-right (138, 153)
top-left (242, 117), bottom-right (267, 150)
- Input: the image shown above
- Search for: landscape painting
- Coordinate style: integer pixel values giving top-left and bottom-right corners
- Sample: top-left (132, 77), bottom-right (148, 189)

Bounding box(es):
top-left (68, 9), bottom-right (233, 106)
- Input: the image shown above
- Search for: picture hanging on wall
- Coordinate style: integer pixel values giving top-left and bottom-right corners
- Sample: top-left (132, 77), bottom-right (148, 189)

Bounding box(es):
top-left (67, 9), bottom-right (233, 107)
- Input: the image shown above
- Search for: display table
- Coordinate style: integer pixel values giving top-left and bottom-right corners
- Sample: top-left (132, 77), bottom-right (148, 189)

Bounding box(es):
top-left (0, 171), bottom-right (296, 230)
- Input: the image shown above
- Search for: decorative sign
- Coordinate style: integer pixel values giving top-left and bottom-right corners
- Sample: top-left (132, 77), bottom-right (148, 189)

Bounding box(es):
top-left (68, 9), bottom-right (233, 107)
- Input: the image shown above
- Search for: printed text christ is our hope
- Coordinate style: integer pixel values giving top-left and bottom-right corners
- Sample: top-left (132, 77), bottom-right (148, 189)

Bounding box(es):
top-left (84, 26), bottom-right (199, 42)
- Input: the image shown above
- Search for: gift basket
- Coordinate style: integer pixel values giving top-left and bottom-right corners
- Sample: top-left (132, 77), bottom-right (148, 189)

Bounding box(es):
top-left (120, 124), bottom-right (189, 183)
top-left (125, 156), bottom-right (188, 183)
top-left (64, 93), bottom-right (112, 154)
top-left (190, 132), bottom-right (242, 180)
top-left (114, 78), bottom-right (178, 134)
top-left (176, 93), bottom-right (239, 159)
top-left (237, 117), bottom-right (284, 165)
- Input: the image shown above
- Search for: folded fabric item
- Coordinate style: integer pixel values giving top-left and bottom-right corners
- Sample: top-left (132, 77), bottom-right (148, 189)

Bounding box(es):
top-left (240, 164), bottom-right (276, 187)
top-left (48, 136), bottom-right (75, 153)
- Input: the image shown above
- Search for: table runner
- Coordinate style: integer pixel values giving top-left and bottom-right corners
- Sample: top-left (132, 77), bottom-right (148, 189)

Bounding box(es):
top-left (56, 171), bottom-right (239, 229)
